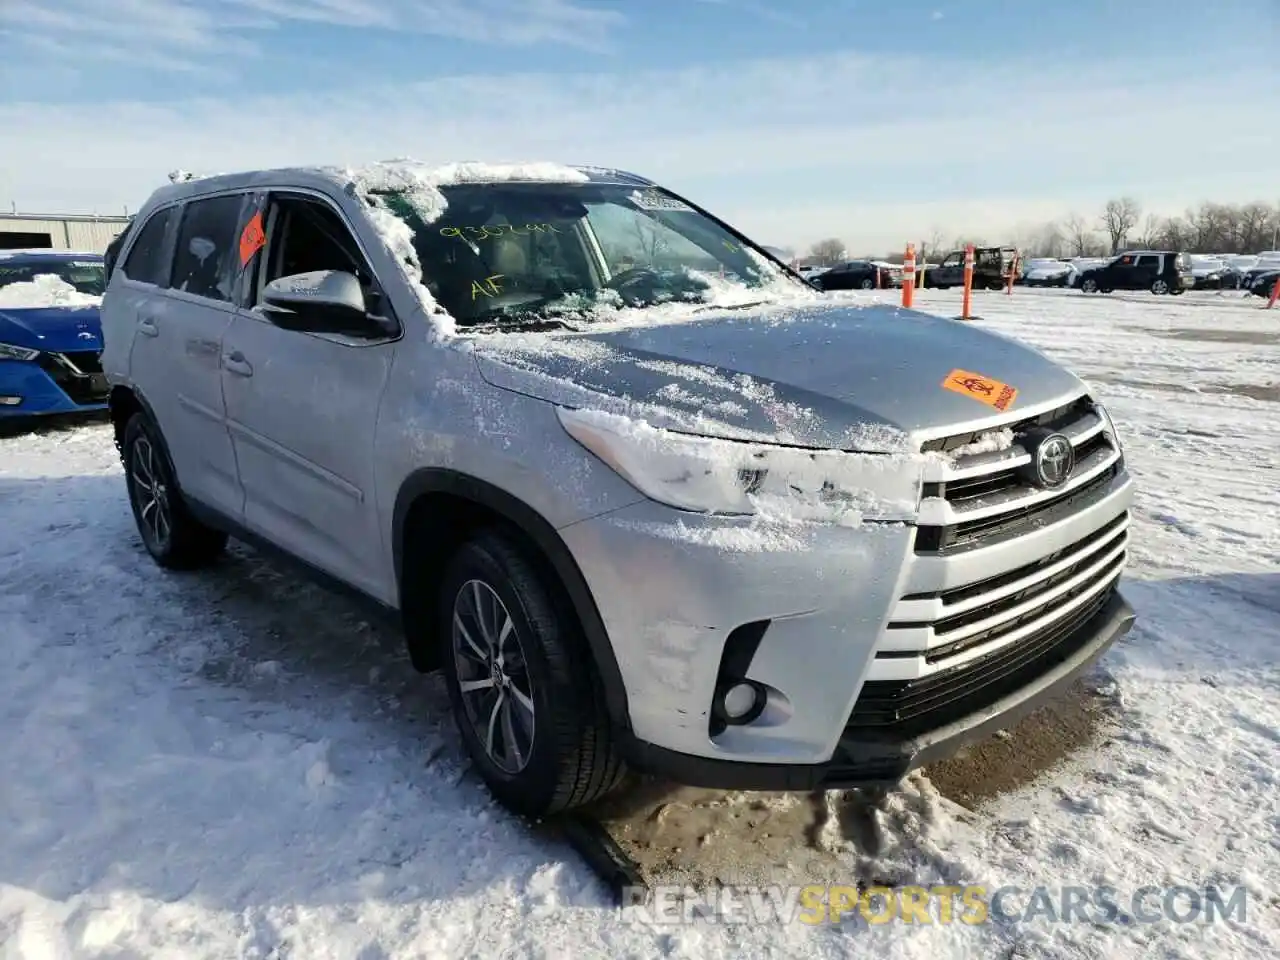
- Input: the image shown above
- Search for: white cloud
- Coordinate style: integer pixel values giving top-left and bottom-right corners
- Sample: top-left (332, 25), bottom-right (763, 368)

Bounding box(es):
top-left (0, 0), bottom-right (623, 61)
top-left (2, 39), bottom-right (1276, 250)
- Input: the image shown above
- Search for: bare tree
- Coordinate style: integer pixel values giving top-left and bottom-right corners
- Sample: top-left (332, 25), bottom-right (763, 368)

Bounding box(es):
top-left (1100, 197), bottom-right (1142, 254)
top-left (808, 238), bottom-right (846, 266)
top-left (1063, 213), bottom-right (1094, 257)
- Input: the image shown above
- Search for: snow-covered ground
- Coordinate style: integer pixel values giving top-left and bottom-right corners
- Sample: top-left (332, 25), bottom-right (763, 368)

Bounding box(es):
top-left (2, 288), bottom-right (1277, 958)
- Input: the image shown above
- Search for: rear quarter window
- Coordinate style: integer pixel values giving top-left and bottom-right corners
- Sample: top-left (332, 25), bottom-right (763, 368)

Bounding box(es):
top-left (122, 207), bottom-right (176, 286)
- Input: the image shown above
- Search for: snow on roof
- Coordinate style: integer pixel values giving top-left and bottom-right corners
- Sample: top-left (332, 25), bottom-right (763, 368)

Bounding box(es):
top-left (0, 249), bottom-right (102, 260)
top-left (0, 274), bottom-right (101, 309)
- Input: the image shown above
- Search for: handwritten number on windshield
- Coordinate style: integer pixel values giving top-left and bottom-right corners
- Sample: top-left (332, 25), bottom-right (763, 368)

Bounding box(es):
top-left (440, 224), bottom-right (564, 242)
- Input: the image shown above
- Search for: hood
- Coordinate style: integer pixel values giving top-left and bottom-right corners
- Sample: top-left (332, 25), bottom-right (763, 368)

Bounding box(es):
top-left (0, 306), bottom-right (103, 353)
top-left (471, 302), bottom-right (1085, 450)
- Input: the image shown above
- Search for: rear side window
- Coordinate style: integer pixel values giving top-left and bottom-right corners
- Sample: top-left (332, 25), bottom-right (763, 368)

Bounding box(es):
top-left (121, 207), bottom-right (175, 285)
top-left (170, 194), bottom-right (246, 302)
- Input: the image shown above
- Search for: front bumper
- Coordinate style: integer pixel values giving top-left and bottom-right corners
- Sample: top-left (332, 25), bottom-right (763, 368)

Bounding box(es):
top-left (623, 589), bottom-right (1134, 790)
top-left (563, 447), bottom-right (1134, 768)
top-left (0, 355), bottom-right (109, 417)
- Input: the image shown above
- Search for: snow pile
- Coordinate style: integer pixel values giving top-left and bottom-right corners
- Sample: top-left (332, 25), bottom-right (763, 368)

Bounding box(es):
top-left (946, 427), bottom-right (1016, 459)
top-left (0, 274), bottom-right (101, 309)
top-left (558, 406), bottom-right (922, 526)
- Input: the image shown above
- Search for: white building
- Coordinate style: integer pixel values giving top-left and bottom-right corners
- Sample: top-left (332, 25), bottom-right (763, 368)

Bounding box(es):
top-left (0, 212), bottom-right (131, 254)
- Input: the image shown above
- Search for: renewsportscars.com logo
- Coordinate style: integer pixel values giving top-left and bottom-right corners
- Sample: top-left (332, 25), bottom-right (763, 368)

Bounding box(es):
top-left (620, 884), bottom-right (1252, 927)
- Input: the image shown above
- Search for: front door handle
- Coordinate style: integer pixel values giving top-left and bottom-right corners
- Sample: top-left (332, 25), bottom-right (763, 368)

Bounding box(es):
top-left (223, 351), bottom-right (253, 377)
top-left (138, 319), bottom-right (159, 337)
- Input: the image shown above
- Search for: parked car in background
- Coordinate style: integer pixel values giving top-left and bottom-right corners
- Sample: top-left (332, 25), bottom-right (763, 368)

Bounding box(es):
top-left (870, 260), bottom-right (904, 288)
top-left (798, 264), bottom-right (830, 282)
top-left (1188, 255), bottom-right (1228, 290)
top-left (0, 251), bottom-right (108, 418)
top-left (810, 259), bottom-right (891, 291)
top-left (1064, 258), bottom-right (1108, 288)
top-left (1215, 255), bottom-right (1256, 290)
top-left (1020, 258), bottom-right (1073, 287)
top-left (925, 246), bottom-right (1019, 290)
top-left (1076, 250), bottom-right (1193, 295)
top-left (1246, 267), bottom-right (1280, 299)
top-left (1241, 256), bottom-right (1280, 290)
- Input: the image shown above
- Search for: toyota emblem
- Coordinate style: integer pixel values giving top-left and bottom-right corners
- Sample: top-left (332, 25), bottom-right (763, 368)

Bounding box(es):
top-left (1033, 432), bottom-right (1075, 489)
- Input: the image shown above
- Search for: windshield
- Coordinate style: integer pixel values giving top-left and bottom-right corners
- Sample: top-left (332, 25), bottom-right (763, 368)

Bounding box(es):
top-left (375, 182), bottom-right (803, 328)
top-left (0, 258), bottom-right (106, 295)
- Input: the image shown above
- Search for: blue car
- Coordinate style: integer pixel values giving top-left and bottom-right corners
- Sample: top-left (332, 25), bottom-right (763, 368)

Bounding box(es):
top-left (0, 250), bottom-right (109, 419)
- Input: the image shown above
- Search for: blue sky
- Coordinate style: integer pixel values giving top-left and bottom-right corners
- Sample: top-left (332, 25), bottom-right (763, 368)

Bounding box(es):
top-left (2, 0), bottom-right (1277, 251)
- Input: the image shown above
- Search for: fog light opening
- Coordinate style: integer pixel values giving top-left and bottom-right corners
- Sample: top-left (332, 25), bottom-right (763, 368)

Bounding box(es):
top-left (0, 396), bottom-right (22, 406)
top-left (713, 680), bottom-right (766, 728)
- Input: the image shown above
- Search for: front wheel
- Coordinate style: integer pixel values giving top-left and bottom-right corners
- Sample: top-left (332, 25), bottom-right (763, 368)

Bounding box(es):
top-left (122, 413), bottom-right (227, 569)
top-left (860, 278), bottom-right (875, 290)
top-left (1080, 278), bottom-right (1099, 293)
top-left (439, 531), bottom-right (625, 817)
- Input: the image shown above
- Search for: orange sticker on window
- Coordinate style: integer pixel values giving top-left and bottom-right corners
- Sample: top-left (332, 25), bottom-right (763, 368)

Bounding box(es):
top-left (238, 211), bottom-right (265, 266)
top-left (941, 368), bottom-right (1018, 411)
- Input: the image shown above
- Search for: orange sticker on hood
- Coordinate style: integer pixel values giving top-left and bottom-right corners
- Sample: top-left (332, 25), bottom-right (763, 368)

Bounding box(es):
top-left (238, 211), bottom-right (265, 266)
top-left (941, 368), bottom-right (1018, 411)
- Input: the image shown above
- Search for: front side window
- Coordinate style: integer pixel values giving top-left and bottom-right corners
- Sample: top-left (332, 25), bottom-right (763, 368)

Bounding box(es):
top-left (0, 257), bottom-right (105, 294)
top-left (254, 194), bottom-right (391, 325)
top-left (375, 182), bottom-right (800, 329)
top-left (170, 194), bottom-right (246, 302)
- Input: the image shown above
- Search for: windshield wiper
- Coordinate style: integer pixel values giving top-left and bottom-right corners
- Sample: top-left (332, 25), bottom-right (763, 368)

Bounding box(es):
top-left (465, 315), bottom-right (584, 333)
top-left (691, 299), bottom-right (770, 313)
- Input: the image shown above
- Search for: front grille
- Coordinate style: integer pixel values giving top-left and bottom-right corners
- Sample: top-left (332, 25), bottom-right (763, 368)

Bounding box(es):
top-left (920, 396), bottom-right (1091, 455)
top-left (37, 351), bottom-right (108, 406)
top-left (916, 394), bottom-right (1123, 554)
top-left (849, 580), bottom-right (1118, 737)
top-left (57, 350), bottom-right (104, 374)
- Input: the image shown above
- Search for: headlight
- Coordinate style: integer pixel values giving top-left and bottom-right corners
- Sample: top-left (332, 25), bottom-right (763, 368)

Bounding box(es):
top-left (1096, 402), bottom-right (1123, 452)
top-left (0, 342), bottom-right (40, 362)
top-left (556, 406), bottom-right (921, 523)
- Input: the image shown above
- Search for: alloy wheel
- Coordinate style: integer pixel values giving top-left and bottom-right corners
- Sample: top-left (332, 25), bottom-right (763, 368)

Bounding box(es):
top-left (451, 579), bottom-right (536, 774)
top-left (130, 434), bottom-right (172, 551)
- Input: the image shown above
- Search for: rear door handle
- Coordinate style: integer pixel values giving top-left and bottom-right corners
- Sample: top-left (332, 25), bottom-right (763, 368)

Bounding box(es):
top-left (138, 319), bottom-right (159, 337)
top-left (223, 351), bottom-right (253, 377)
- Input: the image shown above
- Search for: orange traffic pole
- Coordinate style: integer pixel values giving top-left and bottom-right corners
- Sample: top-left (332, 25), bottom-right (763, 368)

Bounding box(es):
top-left (902, 243), bottom-right (916, 308)
top-left (1267, 275), bottom-right (1280, 308)
top-left (1005, 252), bottom-right (1020, 295)
top-left (961, 243), bottom-right (974, 319)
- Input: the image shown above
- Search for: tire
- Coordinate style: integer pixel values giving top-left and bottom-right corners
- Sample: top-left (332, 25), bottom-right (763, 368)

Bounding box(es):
top-left (438, 530), bottom-right (625, 817)
top-left (1151, 279), bottom-right (1169, 295)
top-left (122, 412), bottom-right (228, 569)
top-left (1080, 278), bottom-right (1098, 293)
top-left (860, 278), bottom-right (874, 290)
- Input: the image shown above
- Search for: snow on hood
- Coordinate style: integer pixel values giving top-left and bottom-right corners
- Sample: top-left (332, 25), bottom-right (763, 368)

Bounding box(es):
top-left (0, 274), bottom-right (102, 309)
top-left (323, 159), bottom-right (593, 341)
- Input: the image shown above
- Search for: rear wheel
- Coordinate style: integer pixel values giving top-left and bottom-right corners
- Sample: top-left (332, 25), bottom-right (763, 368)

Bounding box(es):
top-left (860, 278), bottom-right (875, 290)
top-left (122, 413), bottom-right (227, 569)
top-left (438, 530), bottom-right (625, 817)
top-left (1151, 279), bottom-right (1170, 295)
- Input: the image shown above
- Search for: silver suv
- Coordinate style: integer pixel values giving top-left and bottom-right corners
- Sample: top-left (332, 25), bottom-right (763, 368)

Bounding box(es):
top-left (100, 161), bottom-right (1136, 817)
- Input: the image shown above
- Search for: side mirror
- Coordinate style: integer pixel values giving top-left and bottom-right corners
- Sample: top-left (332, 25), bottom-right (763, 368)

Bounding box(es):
top-left (261, 270), bottom-right (382, 336)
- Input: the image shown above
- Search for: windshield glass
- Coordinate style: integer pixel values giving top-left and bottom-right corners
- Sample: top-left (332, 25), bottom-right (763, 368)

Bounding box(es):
top-left (375, 182), bottom-right (802, 328)
top-left (0, 258), bottom-right (106, 295)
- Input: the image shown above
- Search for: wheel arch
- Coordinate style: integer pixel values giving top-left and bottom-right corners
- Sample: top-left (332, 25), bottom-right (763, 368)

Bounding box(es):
top-left (392, 469), bottom-right (632, 732)
top-left (108, 385), bottom-right (171, 469)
